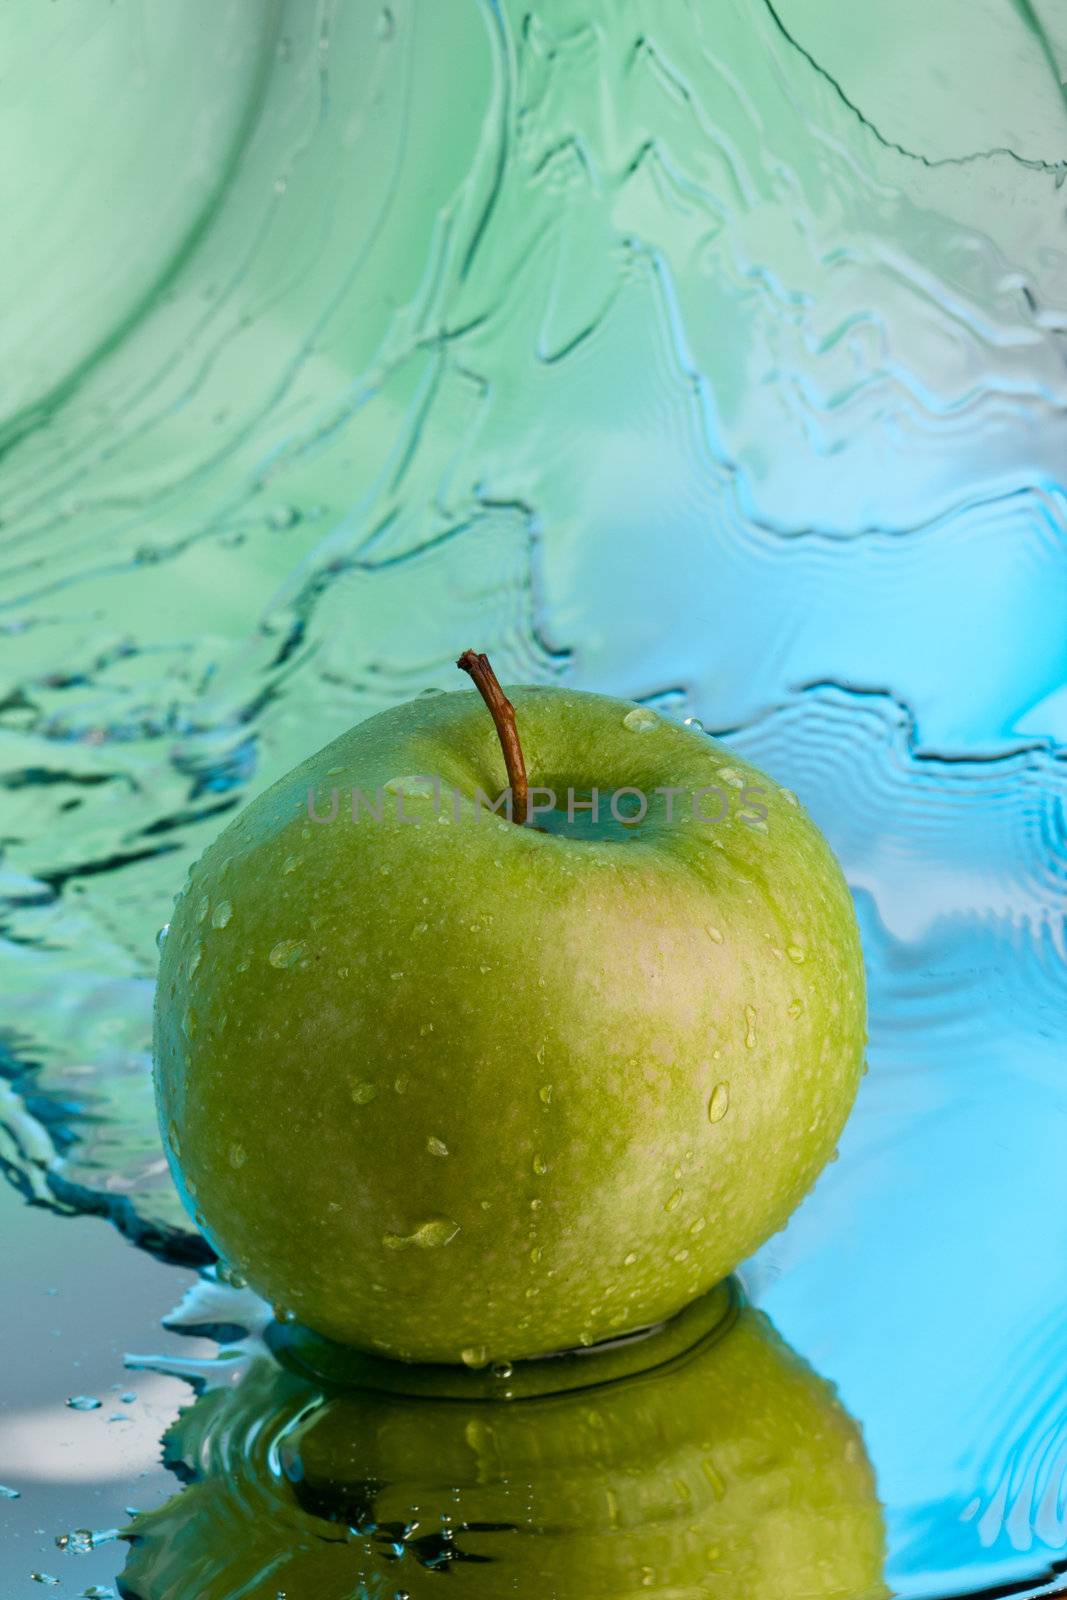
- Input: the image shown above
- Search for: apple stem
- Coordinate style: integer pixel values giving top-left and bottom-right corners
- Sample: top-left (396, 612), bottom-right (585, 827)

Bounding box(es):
top-left (456, 650), bottom-right (530, 824)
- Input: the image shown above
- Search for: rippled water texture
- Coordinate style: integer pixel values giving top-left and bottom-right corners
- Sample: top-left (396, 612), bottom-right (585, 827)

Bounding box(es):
top-left (3, 2), bottom-right (1067, 1595)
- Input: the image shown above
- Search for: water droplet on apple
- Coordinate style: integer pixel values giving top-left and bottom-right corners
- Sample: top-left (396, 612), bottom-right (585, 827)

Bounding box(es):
top-left (717, 767), bottom-right (745, 788)
top-left (683, 716), bottom-right (704, 732)
top-left (781, 788), bottom-right (800, 807)
top-left (529, 1246), bottom-right (543, 1264)
top-left (530, 1198), bottom-right (543, 1212)
top-left (665, 1189), bottom-right (683, 1212)
top-left (705, 925), bottom-right (724, 944)
top-left (708, 1082), bottom-right (729, 1122)
top-left (788, 997), bottom-right (803, 1018)
top-left (383, 1216), bottom-right (460, 1251)
top-left (787, 945), bottom-right (806, 963)
top-left (460, 1346), bottom-right (488, 1368)
top-left (578, 1331), bottom-right (595, 1347)
top-left (211, 900), bottom-right (232, 930)
top-left (182, 1006), bottom-right (198, 1039)
top-left (419, 1021), bottom-right (434, 1035)
top-left (426, 1136), bottom-right (449, 1158)
top-left (393, 1073), bottom-right (410, 1094)
top-left (167, 1121), bottom-right (180, 1156)
top-left (269, 939), bottom-right (306, 969)
top-left (187, 944), bottom-right (202, 978)
top-left (672, 1247), bottom-right (690, 1263)
top-left (623, 1251), bottom-right (638, 1266)
top-left (744, 1005), bottom-right (757, 1048)
top-left (282, 854), bottom-right (298, 875)
top-left (689, 1216), bottom-right (706, 1236)
top-left (532, 1153), bottom-right (548, 1176)
top-left (228, 1142), bottom-right (247, 1169)
top-left (351, 1081), bottom-right (378, 1105)
top-left (155, 923), bottom-right (169, 950)
top-left (385, 774), bottom-right (437, 798)
top-left (196, 896), bottom-right (210, 923)
top-left (539, 1084), bottom-right (553, 1105)
top-left (491, 1361), bottom-right (513, 1380)
top-left (623, 707), bottom-right (658, 733)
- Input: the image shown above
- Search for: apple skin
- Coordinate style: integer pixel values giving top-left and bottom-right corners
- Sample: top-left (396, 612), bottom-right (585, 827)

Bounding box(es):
top-left (154, 685), bottom-right (866, 1363)
top-left (119, 1292), bottom-right (887, 1600)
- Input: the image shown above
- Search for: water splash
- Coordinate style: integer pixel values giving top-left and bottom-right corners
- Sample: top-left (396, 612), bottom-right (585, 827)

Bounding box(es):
top-left (114, 1275), bottom-right (885, 1600)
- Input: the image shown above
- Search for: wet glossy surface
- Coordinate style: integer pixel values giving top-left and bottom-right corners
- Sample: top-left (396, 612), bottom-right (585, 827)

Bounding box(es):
top-left (4, 3), bottom-right (1067, 1595)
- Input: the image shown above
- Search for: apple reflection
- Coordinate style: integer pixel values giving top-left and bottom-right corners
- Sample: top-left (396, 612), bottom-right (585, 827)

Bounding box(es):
top-left (120, 1284), bottom-right (887, 1600)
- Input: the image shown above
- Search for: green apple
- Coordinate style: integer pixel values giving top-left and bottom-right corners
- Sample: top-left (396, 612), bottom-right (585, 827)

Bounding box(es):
top-left (120, 1289), bottom-right (887, 1599)
top-left (154, 663), bottom-right (866, 1363)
